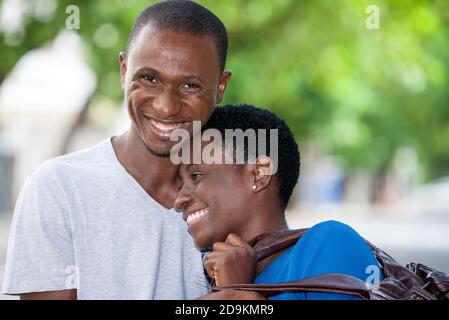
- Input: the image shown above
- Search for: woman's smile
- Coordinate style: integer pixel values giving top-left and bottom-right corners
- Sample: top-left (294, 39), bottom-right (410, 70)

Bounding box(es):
top-left (184, 207), bottom-right (210, 230)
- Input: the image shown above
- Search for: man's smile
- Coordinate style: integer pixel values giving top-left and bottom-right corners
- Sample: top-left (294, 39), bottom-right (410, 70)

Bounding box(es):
top-left (141, 113), bottom-right (191, 139)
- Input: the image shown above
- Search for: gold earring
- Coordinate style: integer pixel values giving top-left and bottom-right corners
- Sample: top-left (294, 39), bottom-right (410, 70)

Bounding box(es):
top-left (252, 185), bottom-right (257, 191)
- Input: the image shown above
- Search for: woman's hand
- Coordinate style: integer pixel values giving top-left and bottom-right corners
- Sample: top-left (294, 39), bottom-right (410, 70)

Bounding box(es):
top-left (203, 233), bottom-right (257, 287)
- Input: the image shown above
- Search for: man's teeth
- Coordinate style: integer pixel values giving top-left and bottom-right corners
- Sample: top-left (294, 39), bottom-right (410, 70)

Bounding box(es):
top-left (186, 208), bottom-right (209, 225)
top-left (149, 119), bottom-right (183, 132)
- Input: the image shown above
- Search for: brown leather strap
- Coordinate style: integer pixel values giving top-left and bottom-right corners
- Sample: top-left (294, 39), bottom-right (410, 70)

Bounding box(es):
top-left (249, 228), bottom-right (309, 261)
top-left (214, 273), bottom-right (372, 299)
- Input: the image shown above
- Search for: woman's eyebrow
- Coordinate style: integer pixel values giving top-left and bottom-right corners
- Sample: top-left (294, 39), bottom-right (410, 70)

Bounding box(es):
top-left (186, 164), bottom-right (201, 170)
top-left (179, 164), bottom-right (195, 178)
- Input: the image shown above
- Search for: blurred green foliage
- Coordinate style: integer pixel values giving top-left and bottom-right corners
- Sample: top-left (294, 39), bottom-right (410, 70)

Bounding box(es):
top-left (1, 0), bottom-right (448, 180)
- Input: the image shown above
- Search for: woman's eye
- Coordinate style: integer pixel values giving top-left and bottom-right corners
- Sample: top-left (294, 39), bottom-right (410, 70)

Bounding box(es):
top-left (191, 172), bottom-right (204, 182)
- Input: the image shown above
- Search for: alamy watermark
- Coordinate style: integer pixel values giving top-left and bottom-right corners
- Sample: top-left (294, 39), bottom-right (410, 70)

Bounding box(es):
top-left (65, 265), bottom-right (80, 289)
top-left (65, 5), bottom-right (80, 30)
top-left (365, 264), bottom-right (382, 290)
top-left (365, 5), bottom-right (380, 30)
top-left (169, 121), bottom-right (279, 175)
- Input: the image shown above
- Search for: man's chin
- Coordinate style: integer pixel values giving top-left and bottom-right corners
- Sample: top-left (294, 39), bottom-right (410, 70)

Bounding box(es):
top-left (142, 141), bottom-right (173, 158)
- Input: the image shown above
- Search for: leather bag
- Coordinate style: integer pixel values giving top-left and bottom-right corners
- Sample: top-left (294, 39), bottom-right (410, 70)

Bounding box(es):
top-left (213, 229), bottom-right (449, 300)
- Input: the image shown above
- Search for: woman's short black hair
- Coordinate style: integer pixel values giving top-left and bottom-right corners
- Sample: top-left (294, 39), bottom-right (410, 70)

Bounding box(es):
top-left (202, 104), bottom-right (300, 208)
top-left (126, 0), bottom-right (228, 72)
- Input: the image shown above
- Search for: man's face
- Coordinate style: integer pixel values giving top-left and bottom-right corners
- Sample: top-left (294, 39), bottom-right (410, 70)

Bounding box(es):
top-left (120, 25), bottom-right (231, 156)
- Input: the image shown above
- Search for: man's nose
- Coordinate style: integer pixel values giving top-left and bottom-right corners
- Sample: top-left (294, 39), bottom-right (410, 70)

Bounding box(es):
top-left (153, 88), bottom-right (182, 119)
top-left (173, 186), bottom-right (194, 212)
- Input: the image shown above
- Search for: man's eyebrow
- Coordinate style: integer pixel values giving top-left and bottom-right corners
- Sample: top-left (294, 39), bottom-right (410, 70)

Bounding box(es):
top-left (183, 75), bottom-right (205, 84)
top-left (134, 67), bottom-right (159, 75)
top-left (133, 68), bottom-right (205, 84)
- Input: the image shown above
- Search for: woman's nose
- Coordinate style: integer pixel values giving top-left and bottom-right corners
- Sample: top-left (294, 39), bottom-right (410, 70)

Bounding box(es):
top-left (173, 187), bottom-right (194, 212)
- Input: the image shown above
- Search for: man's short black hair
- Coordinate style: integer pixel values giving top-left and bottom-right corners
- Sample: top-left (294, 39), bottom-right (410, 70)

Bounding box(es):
top-left (126, 0), bottom-right (228, 72)
top-left (202, 104), bottom-right (301, 208)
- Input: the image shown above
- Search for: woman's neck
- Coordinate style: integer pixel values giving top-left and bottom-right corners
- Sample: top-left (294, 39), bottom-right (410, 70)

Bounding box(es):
top-left (236, 203), bottom-right (289, 276)
top-left (239, 201), bottom-right (288, 245)
top-left (242, 198), bottom-right (288, 275)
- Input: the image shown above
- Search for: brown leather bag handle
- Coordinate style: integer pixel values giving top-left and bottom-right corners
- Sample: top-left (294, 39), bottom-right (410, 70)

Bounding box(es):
top-left (214, 273), bottom-right (372, 299)
top-left (249, 228), bottom-right (309, 261)
top-left (213, 228), bottom-right (372, 299)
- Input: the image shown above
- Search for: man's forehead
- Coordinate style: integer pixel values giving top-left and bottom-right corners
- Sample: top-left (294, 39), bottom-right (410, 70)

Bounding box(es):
top-left (128, 24), bottom-right (217, 65)
top-left (128, 25), bottom-right (219, 81)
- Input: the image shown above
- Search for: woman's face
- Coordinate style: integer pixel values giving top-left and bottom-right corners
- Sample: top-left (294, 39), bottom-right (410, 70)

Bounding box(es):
top-left (174, 161), bottom-right (254, 251)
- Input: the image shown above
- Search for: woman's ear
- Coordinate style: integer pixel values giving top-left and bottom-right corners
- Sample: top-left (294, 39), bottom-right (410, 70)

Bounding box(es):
top-left (249, 156), bottom-right (274, 193)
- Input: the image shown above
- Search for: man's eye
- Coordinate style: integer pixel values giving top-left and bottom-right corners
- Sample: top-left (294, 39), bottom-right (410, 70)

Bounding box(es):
top-left (143, 75), bottom-right (157, 83)
top-left (182, 83), bottom-right (200, 90)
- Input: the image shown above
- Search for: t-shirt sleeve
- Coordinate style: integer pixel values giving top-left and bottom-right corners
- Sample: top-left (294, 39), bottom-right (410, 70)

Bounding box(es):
top-left (1, 164), bottom-right (76, 295)
top-left (291, 220), bottom-right (382, 300)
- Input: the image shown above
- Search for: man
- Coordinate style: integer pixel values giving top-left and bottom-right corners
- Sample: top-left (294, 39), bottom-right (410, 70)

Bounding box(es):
top-left (2, 0), bottom-right (231, 299)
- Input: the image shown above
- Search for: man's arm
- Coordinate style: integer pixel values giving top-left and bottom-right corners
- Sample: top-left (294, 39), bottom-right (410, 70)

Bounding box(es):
top-left (21, 289), bottom-right (77, 300)
top-left (2, 165), bottom-right (77, 297)
top-left (196, 289), bottom-right (265, 300)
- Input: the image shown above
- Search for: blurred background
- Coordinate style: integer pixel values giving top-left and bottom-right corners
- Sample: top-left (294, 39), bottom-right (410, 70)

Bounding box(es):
top-left (0, 0), bottom-right (448, 299)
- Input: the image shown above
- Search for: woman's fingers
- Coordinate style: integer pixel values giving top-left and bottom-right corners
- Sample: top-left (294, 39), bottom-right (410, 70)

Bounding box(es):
top-left (212, 241), bottom-right (235, 252)
top-left (213, 234), bottom-right (253, 251)
top-left (225, 233), bottom-right (253, 250)
top-left (203, 235), bottom-right (257, 286)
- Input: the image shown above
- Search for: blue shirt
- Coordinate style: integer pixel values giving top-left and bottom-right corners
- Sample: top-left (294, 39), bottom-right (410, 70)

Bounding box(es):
top-left (254, 220), bottom-right (383, 300)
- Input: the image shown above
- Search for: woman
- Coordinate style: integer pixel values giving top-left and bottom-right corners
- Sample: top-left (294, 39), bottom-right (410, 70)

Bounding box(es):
top-left (174, 104), bottom-right (383, 300)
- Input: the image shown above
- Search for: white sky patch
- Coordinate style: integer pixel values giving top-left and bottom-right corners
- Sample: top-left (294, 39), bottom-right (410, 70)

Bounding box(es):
top-left (0, 0), bottom-right (25, 35)
top-left (0, 30), bottom-right (96, 115)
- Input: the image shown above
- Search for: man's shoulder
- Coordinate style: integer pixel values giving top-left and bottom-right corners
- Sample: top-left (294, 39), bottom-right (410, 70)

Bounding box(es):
top-left (29, 139), bottom-right (112, 182)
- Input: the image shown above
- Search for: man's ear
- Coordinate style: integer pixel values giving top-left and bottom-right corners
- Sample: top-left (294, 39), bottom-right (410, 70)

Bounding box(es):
top-left (248, 156), bottom-right (274, 193)
top-left (216, 70), bottom-right (232, 104)
top-left (119, 51), bottom-right (127, 89)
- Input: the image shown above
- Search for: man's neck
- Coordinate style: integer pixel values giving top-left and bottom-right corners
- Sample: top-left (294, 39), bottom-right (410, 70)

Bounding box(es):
top-left (112, 130), bottom-right (180, 209)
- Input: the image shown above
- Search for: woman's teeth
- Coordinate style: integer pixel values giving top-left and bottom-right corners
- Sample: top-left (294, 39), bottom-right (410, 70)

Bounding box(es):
top-left (186, 208), bottom-right (209, 225)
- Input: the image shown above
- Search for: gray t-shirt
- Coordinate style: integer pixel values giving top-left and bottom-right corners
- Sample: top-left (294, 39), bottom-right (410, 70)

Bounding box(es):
top-left (2, 138), bottom-right (209, 299)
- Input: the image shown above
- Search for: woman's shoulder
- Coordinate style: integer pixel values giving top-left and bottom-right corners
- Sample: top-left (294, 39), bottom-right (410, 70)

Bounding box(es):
top-left (256, 220), bottom-right (381, 300)
top-left (301, 220), bottom-right (363, 243)
top-left (289, 220), bottom-right (371, 262)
